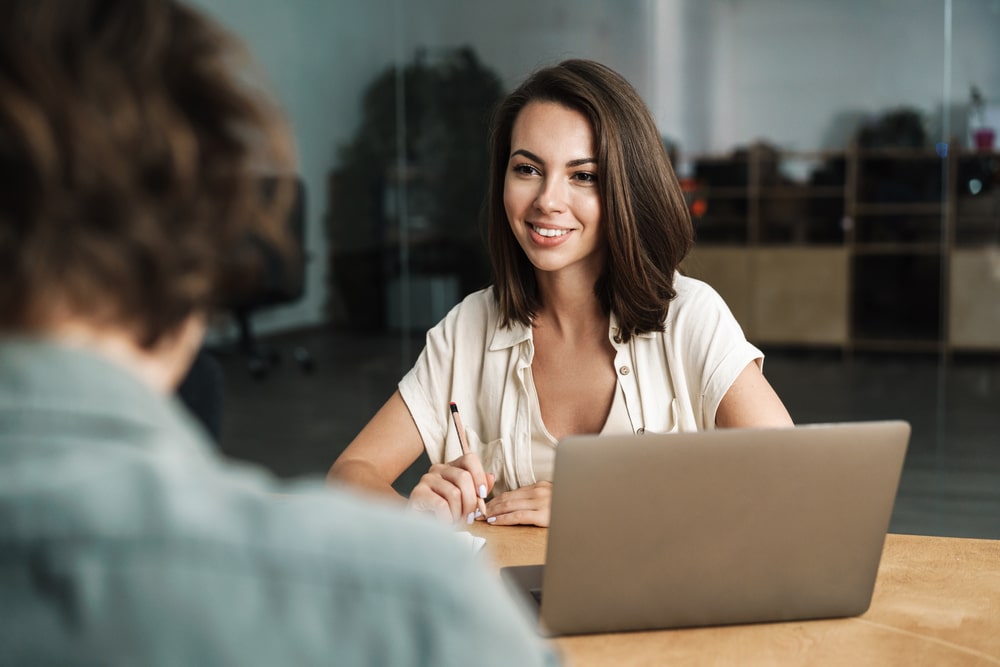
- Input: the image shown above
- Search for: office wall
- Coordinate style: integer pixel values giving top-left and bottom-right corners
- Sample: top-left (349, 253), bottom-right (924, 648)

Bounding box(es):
top-left (653, 0), bottom-right (1000, 156)
top-left (191, 0), bottom-right (392, 334)
top-left (391, 0), bottom-right (653, 97)
top-left (193, 0), bottom-right (653, 334)
top-left (193, 0), bottom-right (999, 332)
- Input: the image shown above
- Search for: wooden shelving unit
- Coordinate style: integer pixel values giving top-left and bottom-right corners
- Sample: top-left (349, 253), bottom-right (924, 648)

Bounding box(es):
top-left (680, 143), bottom-right (1000, 353)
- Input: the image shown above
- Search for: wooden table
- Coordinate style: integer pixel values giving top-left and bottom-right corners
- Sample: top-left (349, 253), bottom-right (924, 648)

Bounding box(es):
top-left (468, 524), bottom-right (1000, 666)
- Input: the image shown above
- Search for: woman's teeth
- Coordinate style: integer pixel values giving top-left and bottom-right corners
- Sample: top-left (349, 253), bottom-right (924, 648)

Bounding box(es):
top-left (531, 224), bottom-right (569, 238)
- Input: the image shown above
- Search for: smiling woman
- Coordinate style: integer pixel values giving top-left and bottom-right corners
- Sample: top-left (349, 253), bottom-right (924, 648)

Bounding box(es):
top-left (487, 60), bottom-right (693, 337)
top-left (503, 102), bottom-right (604, 276)
top-left (328, 59), bottom-right (793, 528)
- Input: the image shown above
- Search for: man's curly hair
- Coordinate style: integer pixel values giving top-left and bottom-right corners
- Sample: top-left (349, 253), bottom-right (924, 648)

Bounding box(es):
top-left (0, 0), bottom-right (295, 347)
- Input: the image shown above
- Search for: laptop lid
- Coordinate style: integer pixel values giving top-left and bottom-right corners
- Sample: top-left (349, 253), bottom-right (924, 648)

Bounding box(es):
top-left (509, 420), bottom-right (909, 636)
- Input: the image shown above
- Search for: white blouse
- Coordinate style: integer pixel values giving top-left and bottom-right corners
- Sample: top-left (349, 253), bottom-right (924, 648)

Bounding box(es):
top-left (526, 369), bottom-right (632, 484)
top-left (398, 274), bottom-right (763, 494)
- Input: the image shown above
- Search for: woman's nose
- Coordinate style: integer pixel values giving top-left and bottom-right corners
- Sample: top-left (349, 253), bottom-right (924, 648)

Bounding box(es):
top-left (534, 178), bottom-right (567, 214)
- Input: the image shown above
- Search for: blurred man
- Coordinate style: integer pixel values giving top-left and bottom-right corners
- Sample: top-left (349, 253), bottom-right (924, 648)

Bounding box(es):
top-left (0, 1), bottom-right (556, 665)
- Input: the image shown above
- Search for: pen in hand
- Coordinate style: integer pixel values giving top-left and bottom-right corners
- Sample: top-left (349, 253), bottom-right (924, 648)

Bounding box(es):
top-left (450, 401), bottom-right (490, 521)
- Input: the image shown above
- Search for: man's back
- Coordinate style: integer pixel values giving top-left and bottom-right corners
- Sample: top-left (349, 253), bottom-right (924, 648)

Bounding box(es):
top-left (0, 340), bottom-right (555, 666)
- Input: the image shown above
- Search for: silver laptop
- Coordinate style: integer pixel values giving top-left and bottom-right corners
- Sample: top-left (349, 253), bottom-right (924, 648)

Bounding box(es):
top-left (502, 420), bottom-right (910, 636)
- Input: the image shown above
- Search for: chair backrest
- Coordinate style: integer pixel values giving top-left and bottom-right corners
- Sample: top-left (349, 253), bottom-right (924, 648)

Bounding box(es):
top-left (223, 175), bottom-right (306, 313)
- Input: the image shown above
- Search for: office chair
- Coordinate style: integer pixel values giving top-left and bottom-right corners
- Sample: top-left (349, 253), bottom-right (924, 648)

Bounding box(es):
top-left (177, 348), bottom-right (225, 442)
top-left (223, 175), bottom-right (315, 379)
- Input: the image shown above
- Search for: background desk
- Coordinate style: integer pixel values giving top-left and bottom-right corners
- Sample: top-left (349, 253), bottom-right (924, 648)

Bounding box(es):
top-left (468, 525), bottom-right (1000, 666)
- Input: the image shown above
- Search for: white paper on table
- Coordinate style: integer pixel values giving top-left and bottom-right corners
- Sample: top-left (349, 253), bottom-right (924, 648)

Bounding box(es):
top-left (453, 530), bottom-right (487, 554)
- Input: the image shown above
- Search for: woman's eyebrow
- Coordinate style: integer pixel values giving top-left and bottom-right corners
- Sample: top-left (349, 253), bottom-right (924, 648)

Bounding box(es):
top-left (510, 148), bottom-right (597, 167)
top-left (510, 148), bottom-right (543, 163)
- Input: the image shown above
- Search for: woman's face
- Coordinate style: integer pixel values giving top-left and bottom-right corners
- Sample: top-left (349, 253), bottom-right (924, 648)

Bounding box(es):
top-left (503, 101), bottom-right (604, 280)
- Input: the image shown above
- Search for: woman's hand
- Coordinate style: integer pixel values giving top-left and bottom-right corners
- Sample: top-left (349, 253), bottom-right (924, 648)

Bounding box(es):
top-left (483, 481), bottom-right (553, 527)
top-left (407, 453), bottom-right (495, 525)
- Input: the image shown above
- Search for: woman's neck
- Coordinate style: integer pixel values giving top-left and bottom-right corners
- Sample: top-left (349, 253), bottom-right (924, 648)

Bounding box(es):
top-left (534, 270), bottom-right (608, 341)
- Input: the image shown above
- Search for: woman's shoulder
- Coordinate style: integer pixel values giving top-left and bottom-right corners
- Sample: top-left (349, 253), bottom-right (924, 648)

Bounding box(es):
top-left (427, 286), bottom-right (498, 340)
top-left (442, 286), bottom-right (497, 323)
top-left (669, 272), bottom-right (728, 313)
top-left (460, 286), bottom-right (497, 310)
top-left (655, 272), bottom-right (747, 342)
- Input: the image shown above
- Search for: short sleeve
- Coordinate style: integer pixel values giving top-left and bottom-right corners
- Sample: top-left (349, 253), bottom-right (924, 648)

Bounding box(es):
top-left (399, 312), bottom-right (459, 464)
top-left (669, 276), bottom-right (763, 427)
top-left (397, 290), bottom-right (496, 465)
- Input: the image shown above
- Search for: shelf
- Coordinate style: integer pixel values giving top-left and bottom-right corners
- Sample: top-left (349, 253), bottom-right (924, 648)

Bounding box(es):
top-left (949, 248), bottom-right (1000, 350)
top-left (855, 147), bottom-right (944, 159)
top-left (685, 143), bottom-right (1000, 352)
top-left (852, 243), bottom-right (943, 255)
top-left (853, 203), bottom-right (943, 215)
top-left (759, 186), bottom-right (844, 198)
top-left (694, 187), bottom-right (749, 198)
top-left (757, 242), bottom-right (845, 249)
top-left (954, 187), bottom-right (1000, 243)
top-left (752, 247), bottom-right (849, 345)
top-left (697, 216), bottom-right (748, 224)
top-left (956, 215), bottom-right (1000, 223)
top-left (851, 339), bottom-right (943, 353)
top-left (852, 214), bottom-right (942, 244)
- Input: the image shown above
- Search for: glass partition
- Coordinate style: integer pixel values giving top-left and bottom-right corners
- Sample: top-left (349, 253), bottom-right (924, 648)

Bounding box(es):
top-left (201, 0), bottom-right (1000, 537)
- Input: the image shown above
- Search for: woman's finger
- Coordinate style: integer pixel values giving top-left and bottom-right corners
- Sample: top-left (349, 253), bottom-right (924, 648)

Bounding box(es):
top-left (485, 482), bottom-right (553, 527)
top-left (408, 463), bottom-right (483, 524)
top-left (447, 452), bottom-right (492, 508)
top-left (485, 508), bottom-right (548, 527)
top-left (407, 484), bottom-right (455, 523)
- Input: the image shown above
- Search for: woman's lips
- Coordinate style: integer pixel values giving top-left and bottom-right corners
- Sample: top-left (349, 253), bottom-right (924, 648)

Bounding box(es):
top-left (528, 223), bottom-right (574, 246)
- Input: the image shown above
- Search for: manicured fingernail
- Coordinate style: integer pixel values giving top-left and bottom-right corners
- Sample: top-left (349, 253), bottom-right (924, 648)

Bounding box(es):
top-left (487, 516), bottom-right (497, 524)
top-left (475, 508), bottom-right (483, 518)
top-left (466, 512), bottom-right (475, 525)
top-left (479, 484), bottom-right (488, 499)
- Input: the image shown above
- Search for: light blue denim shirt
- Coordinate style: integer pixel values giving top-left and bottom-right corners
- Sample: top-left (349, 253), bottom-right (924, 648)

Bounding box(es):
top-left (0, 339), bottom-right (558, 667)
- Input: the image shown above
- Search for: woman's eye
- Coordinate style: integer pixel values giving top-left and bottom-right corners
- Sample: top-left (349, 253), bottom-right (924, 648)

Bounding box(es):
top-left (574, 172), bottom-right (598, 184)
top-left (512, 163), bottom-right (540, 176)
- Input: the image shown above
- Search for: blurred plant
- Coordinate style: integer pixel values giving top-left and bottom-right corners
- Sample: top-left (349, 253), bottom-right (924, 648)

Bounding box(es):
top-left (326, 47), bottom-right (503, 327)
top-left (330, 47), bottom-right (502, 249)
top-left (856, 107), bottom-right (927, 149)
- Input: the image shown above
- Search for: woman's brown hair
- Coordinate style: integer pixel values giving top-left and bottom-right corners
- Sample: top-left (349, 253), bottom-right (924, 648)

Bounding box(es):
top-left (487, 59), bottom-right (693, 342)
top-left (0, 0), bottom-right (294, 348)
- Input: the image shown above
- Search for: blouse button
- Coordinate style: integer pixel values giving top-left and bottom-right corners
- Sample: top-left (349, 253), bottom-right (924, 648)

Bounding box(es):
top-left (619, 365), bottom-right (630, 376)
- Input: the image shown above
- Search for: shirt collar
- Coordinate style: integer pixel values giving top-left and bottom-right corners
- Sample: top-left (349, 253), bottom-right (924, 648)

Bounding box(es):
top-left (0, 337), bottom-right (212, 459)
top-left (609, 311), bottom-right (658, 345)
top-left (488, 310), bottom-right (658, 351)
top-left (489, 317), bottom-right (532, 351)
